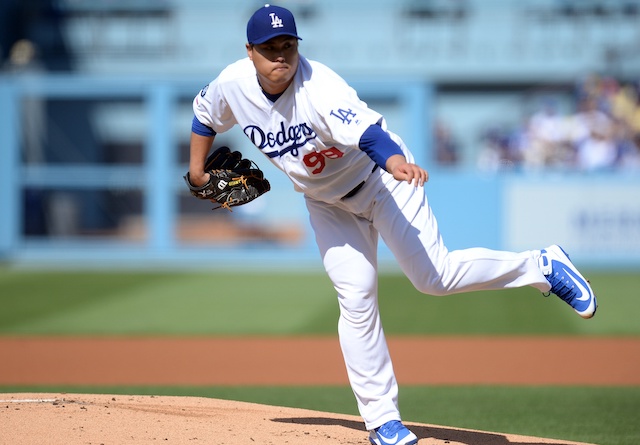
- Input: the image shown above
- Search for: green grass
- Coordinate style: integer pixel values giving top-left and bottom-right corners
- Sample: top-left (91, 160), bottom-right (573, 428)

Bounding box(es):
top-left (0, 270), bottom-right (337, 335)
top-left (2, 385), bottom-right (638, 445)
top-left (1, 267), bottom-right (638, 445)
top-left (0, 269), bottom-right (638, 335)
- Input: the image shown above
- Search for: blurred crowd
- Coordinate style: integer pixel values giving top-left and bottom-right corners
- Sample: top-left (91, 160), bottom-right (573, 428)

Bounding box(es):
top-left (473, 75), bottom-right (640, 173)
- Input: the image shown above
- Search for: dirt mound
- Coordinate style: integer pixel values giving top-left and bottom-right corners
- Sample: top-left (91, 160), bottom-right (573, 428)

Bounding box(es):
top-left (0, 393), bottom-right (595, 445)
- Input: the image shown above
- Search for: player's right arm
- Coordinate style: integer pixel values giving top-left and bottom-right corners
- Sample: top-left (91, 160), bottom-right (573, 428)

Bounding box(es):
top-left (189, 76), bottom-right (233, 187)
top-left (189, 131), bottom-right (215, 187)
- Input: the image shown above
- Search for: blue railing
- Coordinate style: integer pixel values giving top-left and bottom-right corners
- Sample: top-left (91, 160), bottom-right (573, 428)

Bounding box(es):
top-left (2, 74), bottom-right (639, 270)
top-left (0, 74), bottom-right (434, 269)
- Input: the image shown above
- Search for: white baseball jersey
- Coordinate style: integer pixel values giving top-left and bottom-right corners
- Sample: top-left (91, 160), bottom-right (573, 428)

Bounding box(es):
top-left (193, 55), bottom-right (386, 203)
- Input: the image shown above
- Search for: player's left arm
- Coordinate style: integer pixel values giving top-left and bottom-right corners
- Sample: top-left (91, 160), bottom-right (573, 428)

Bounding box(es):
top-left (386, 154), bottom-right (428, 187)
top-left (359, 124), bottom-right (428, 187)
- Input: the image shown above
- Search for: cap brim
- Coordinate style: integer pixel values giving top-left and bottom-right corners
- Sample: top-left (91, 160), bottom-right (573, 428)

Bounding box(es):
top-left (250, 33), bottom-right (302, 45)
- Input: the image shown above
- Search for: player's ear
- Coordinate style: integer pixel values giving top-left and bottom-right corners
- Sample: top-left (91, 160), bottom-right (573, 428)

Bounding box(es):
top-left (246, 43), bottom-right (253, 60)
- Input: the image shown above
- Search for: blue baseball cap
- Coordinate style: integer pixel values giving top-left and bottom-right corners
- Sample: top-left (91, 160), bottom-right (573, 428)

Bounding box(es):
top-left (247, 4), bottom-right (302, 45)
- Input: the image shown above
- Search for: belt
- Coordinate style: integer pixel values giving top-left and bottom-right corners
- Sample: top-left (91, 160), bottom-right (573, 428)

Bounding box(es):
top-left (342, 164), bottom-right (379, 200)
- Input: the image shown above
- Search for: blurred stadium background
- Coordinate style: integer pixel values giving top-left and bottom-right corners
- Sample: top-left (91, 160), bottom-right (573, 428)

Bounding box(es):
top-left (1, 0), bottom-right (639, 270)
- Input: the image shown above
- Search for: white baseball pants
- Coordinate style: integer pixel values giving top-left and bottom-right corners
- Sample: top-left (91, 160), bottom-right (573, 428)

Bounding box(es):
top-left (305, 169), bottom-right (550, 431)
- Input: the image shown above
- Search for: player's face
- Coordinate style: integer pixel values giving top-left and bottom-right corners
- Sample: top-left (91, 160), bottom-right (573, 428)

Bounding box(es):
top-left (247, 36), bottom-right (299, 95)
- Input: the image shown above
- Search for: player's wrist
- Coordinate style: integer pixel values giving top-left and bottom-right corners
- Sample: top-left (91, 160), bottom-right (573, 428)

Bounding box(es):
top-left (188, 171), bottom-right (210, 187)
top-left (385, 154), bottom-right (407, 174)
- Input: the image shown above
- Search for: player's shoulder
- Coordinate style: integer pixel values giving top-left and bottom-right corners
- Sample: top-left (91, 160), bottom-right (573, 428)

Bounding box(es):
top-left (302, 56), bottom-right (344, 81)
top-left (299, 56), bottom-right (350, 92)
top-left (216, 58), bottom-right (255, 84)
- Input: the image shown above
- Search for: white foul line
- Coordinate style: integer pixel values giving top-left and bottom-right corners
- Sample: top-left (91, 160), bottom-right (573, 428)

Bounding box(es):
top-left (0, 398), bottom-right (58, 403)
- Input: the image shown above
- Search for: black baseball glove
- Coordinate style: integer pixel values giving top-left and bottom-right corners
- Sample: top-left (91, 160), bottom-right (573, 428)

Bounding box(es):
top-left (184, 146), bottom-right (270, 211)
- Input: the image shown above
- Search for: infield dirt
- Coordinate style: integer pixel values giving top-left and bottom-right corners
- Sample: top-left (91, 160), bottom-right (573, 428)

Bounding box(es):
top-left (2, 335), bottom-right (638, 444)
top-left (1, 393), bottom-right (599, 445)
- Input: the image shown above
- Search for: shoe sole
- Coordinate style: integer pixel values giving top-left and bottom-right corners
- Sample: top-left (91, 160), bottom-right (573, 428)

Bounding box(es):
top-left (369, 433), bottom-right (418, 445)
top-left (369, 438), bottom-right (418, 445)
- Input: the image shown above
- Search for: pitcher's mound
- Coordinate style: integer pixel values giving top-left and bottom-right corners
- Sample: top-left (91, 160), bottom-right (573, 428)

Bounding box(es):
top-left (0, 393), bottom-right (595, 444)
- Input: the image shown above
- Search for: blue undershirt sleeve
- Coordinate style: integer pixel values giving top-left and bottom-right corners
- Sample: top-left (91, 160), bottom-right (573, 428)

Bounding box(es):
top-left (358, 124), bottom-right (404, 170)
top-left (191, 115), bottom-right (216, 137)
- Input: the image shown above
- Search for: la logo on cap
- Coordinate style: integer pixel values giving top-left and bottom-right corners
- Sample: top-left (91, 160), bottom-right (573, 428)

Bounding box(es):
top-left (269, 11), bottom-right (284, 28)
top-left (247, 4), bottom-right (301, 45)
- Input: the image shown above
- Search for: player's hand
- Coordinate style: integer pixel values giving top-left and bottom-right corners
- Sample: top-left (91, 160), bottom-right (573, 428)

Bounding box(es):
top-left (386, 154), bottom-right (429, 187)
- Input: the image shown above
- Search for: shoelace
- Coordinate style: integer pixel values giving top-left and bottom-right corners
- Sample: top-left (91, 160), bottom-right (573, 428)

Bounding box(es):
top-left (377, 420), bottom-right (405, 438)
top-left (548, 272), bottom-right (576, 304)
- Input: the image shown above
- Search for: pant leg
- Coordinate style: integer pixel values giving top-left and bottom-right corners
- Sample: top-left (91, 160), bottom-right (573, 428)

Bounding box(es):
top-left (305, 196), bottom-right (400, 430)
top-left (372, 177), bottom-right (551, 296)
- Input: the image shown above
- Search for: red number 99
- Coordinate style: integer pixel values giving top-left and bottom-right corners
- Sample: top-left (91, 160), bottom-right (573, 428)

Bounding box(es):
top-left (303, 151), bottom-right (326, 174)
top-left (303, 147), bottom-right (345, 174)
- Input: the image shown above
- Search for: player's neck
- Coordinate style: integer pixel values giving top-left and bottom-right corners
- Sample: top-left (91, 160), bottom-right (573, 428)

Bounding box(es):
top-left (256, 76), bottom-right (287, 101)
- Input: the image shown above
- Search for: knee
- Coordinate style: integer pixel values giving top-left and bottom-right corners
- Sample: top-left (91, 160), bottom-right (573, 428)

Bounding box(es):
top-left (409, 260), bottom-right (455, 296)
top-left (335, 287), bottom-right (381, 330)
top-left (412, 279), bottom-right (450, 296)
top-left (326, 263), bottom-right (378, 318)
top-left (338, 289), bottom-right (377, 314)
top-left (403, 252), bottom-right (457, 296)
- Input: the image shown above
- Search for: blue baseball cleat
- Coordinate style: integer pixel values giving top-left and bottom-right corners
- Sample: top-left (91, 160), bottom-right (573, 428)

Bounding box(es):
top-left (539, 245), bottom-right (598, 319)
top-left (369, 420), bottom-right (418, 445)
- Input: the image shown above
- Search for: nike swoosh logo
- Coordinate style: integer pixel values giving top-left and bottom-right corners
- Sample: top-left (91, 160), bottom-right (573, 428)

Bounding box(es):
top-left (562, 266), bottom-right (591, 302)
top-left (379, 434), bottom-right (399, 445)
